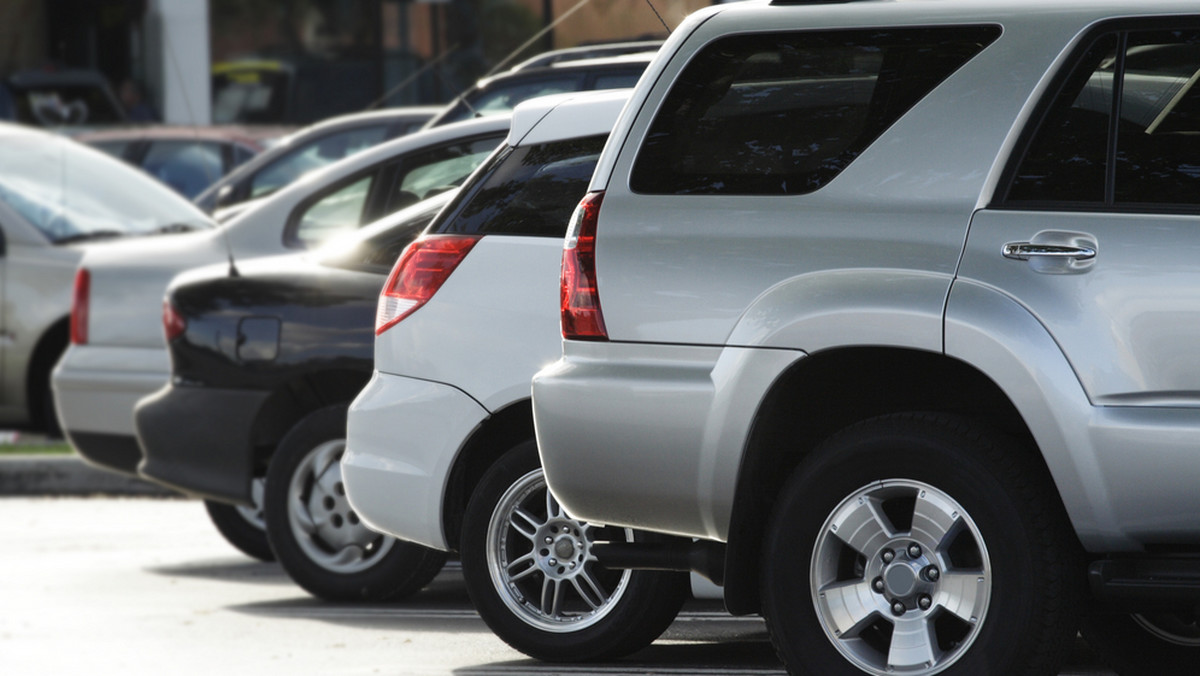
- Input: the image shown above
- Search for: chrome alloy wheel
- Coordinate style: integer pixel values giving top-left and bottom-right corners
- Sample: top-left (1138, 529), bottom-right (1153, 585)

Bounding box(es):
top-left (485, 468), bottom-right (633, 633)
top-left (235, 476), bottom-right (268, 531)
top-left (811, 479), bottom-right (992, 675)
top-left (286, 439), bottom-right (395, 573)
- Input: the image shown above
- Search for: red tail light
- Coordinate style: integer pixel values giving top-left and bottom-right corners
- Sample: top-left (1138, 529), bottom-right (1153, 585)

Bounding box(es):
top-left (561, 191), bottom-right (608, 341)
top-left (70, 268), bottom-right (90, 345)
top-left (162, 298), bottom-right (187, 341)
top-left (376, 235), bottom-right (480, 335)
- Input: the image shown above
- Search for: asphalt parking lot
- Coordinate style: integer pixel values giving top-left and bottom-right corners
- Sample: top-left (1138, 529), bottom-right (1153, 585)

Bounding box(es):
top-left (0, 455), bottom-right (1117, 676)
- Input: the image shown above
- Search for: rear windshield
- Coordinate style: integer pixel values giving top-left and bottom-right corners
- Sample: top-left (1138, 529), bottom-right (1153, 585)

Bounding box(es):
top-left (434, 134), bottom-right (607, 237)
top-left (631, 25), bottom-right (1001, 196)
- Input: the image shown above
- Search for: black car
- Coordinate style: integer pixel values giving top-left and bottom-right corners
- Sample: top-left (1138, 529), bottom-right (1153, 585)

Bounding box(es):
top-left (133, 192), bottom-right (453, 601)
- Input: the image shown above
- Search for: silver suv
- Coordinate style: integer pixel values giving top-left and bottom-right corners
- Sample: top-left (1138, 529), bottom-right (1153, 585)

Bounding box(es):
top-left (532, 1), bottom-right (1200, 675)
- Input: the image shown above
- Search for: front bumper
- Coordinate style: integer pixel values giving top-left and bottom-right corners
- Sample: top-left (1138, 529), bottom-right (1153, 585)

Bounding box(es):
top-left (53, 344), bottom-right (170, 475)
top-left (134, 383), bottom-right (271, 504)
top-left (342, 371), bottom-right (489, 551)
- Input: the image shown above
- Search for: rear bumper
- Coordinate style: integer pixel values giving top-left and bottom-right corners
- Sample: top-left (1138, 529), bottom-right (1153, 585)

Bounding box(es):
top-left (532, 341), bottom-right (802, 541)
top-left (134, 384), bottom-right (271, 504)
top-left (52, 344), bottom-right (169, 462)
top-left (342, 371), bottom-right (489, 551)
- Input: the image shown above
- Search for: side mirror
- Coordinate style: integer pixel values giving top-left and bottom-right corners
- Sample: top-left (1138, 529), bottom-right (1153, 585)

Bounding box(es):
top-left (215, 183), bottom-right (234, 207)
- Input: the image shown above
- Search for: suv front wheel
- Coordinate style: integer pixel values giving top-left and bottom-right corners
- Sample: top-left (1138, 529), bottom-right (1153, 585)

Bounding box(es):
top-left (762, 413), bottom-right (1081, 676)
top-left (460, 440), bottom-right (689, 661)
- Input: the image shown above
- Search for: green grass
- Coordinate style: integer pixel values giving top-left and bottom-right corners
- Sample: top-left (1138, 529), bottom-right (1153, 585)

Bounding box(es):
top-left (0, 439), bottom-right (74, 455)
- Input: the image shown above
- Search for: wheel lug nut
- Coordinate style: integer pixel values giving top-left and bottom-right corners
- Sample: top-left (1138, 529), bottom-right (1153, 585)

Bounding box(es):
top-left (548, 558), bottom-right (558, 566)
top-left (569, 562), bottom-right (576, 569)
top-left (872, 577), bottom-right (885, 594)
top-left (918, 594), bottom-right (932, 610)
top-left (924, 565), bottom-right (940, 582)
top-left (907, 543), bottom-right (922, 558)
top-left (881, 549), bottom-right (895, 564)
top-left (562, 525), bottom-right (571, 533)
top-left (544, 536), bottom-right (553, 544)
top-left (890, 600), bottom-right (906, 616)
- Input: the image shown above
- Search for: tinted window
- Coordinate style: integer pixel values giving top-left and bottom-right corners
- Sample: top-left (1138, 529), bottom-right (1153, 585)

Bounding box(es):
top-left (631, 26), bottom-right (1000, 196)
top-left (142, 141), bottom-right (226, 199)
top-left (386, 137), bottom-right (501, 211)
top-left (1008, 28), bottom-right (1200, 207)
top-left (249, 124), bottom-right (390, 199)
top-left (319, 195), bottom-right (449, 273)
top-left (436, 134), bottom-right (606, 237)
top-left (293, 175), bottom-right (373, 248)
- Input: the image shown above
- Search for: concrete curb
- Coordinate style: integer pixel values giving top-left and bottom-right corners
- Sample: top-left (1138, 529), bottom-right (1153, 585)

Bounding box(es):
top-left (0, 454), bottom-right (178, 497)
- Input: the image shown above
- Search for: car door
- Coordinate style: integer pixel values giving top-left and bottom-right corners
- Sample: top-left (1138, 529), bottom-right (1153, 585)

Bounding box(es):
top-left (961, 22), bottom-right (1200, 406)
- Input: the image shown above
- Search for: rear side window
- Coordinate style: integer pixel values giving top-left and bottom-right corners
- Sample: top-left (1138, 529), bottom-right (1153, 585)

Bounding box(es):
top-left (435, 134), bottom-right (607, 237)
top-left (1006, 27), bottom-right (1200, 208)
top-left (631, 26), bottom-right (1001, 196)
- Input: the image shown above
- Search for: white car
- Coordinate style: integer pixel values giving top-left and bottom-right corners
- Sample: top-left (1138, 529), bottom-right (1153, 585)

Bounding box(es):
top-left (0, 121), bottom-right (212, 435)
top-left (343, 90), bottom-right (690, 661)
top-left (54, 115), bottom-right (510, 477)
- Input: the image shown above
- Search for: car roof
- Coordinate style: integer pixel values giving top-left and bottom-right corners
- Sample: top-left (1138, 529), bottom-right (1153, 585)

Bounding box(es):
top-left (508, 40), bottom-right (664, 71)
top-left (71, 124), bottom-right (294, 148)
top-left (507, 89), bottom-right (631, 147)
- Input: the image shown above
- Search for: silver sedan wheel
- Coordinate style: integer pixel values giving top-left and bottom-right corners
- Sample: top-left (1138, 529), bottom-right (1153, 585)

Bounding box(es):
top-left (811, 479), bottom-right (992, 675)
top-left (485, 467), bottom-right (633, 633)
top-left (235, 477), bottom-right (267, 531)
top-left (286, 439), bottom-right (395, 574)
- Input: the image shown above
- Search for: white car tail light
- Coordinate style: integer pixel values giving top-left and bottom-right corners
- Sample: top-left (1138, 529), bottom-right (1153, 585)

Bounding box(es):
top-left (376, 235), bottom-right (480, 335)
top-left (561, 191), bottom-right (608, 341)
top-left (70, 268), bottom-right (90, 345)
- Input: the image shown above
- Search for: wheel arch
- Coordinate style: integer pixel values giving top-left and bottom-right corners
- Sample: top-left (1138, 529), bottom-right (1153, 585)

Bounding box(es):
top-left (440, 398), bottom-right (535, 551)
top-left (722, 345), bottom-right (1050, 615)
top-left (247, 368), bottom-right (371, 474)
top-left (26, 316), bottom-right (69, 431)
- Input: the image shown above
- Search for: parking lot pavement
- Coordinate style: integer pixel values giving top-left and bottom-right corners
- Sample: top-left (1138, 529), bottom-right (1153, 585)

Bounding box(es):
top-left (1, 496), bottom-right (1116, 676)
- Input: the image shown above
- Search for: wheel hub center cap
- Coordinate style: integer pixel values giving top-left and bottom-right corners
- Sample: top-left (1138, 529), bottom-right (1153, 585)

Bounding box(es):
top-left (884, 560), bottom-right (920, 598)
top-left (554, 537), bottom-right (577, 559)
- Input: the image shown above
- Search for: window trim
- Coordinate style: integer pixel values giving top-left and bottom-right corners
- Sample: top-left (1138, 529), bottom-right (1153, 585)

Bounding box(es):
top-left (993, 16), bottom-right (1200, 214)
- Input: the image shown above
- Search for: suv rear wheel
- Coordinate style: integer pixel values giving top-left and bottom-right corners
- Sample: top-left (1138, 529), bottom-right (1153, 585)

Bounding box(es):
top-left (265, 405), bottom-right (446, 601)
top-left (460, 440), bottom-right (688, 661)
top-left (762, 413), bottom-right (1081, 675)
top-left (203, 477), bottom-right (274, 562)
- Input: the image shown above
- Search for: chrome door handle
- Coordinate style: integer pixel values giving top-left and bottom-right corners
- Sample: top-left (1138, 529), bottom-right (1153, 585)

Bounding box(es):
top-left (1002, 242), bottom-right (1096, 261)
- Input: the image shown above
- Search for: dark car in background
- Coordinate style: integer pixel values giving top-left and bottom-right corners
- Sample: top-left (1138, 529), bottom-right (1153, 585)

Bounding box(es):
top-left (132, 193), bottom-right (454, 599)
top-left (423, 53), bottom-right (653, 127)
top-left (193, 106), bottom-right (440, 218)
top-left (75, 125), bottom-right (291, 199)
top-left (0, 69), bottom-right (127, 127)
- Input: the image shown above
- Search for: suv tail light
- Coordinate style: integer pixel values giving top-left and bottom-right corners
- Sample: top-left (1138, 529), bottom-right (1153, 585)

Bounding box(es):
top-left (70, 268), bottom-right (90, 345)
top-left (162, 298), bottom-right (187, 341)
top-left (561, 191), bottom-right (608, 341)
top-left (376, 235), bottom-right (480, 335)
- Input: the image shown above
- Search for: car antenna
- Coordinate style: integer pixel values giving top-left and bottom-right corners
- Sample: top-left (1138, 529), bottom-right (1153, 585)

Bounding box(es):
top-left (643, 0), bottom-right (671, 33)
top-left (218, 226), bottom-right (240, 278)
top-left (483, 0), bottom-right (604, 77)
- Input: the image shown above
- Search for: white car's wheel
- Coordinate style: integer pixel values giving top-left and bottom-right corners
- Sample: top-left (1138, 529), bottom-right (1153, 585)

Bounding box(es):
top-left (460, 440), bottom-right (688, 661)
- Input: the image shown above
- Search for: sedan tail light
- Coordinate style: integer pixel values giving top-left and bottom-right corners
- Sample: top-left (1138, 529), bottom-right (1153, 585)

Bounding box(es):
top-left (162, 298), bottom-right (187, 341)
top-left (561, 191), bottom-right (608, 341)
top-left (376, 235), bottom-right (480, 335)
top-left (70, 268), bottom-right (90, 345)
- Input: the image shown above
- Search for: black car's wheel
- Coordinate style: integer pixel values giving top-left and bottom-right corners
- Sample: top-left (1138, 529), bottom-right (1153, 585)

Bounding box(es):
top-left (204, 477), bottom-right (274, 562)
top-left (1081, 610), bottom-right (1200, 675)
top-left (460, 440), bottom-right (689, 662)
top-left (264, 405), bottom-right (446, 601)
top-left (762, 413), bottom-right (1081, 676)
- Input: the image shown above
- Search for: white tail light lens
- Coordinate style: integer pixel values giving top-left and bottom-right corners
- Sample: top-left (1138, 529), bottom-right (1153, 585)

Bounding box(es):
top-left (376, 235), bottom-right (480, 335)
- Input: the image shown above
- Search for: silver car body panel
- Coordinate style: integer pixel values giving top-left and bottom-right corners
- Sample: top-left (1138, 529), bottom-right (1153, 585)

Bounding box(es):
top-left (533, 0), bottom-right (1200, 553)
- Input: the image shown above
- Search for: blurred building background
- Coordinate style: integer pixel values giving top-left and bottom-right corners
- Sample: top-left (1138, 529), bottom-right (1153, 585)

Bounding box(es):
top-left (0, 0), bottom-right (710, 126)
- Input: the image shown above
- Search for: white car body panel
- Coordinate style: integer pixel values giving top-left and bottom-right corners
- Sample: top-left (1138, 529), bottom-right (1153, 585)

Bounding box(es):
top-left (53, 115), bottom-right (511, 447)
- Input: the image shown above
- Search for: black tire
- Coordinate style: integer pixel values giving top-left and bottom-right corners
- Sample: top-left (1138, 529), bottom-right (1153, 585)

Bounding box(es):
top-left (204, 497), bottom-right (275, 562)
top-left (1081, 610), bottom-right (1200, 675)
top-left (762, 412), bottom-right (1082, 676)
top-left (264, 404), bottom-right (446, 602)
top-left (460, 440), bottom-right (689, 662)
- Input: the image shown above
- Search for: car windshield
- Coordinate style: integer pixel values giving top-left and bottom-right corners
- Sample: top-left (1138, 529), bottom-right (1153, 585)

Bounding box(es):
top-left (0, 133), bottom-right (211, 243)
